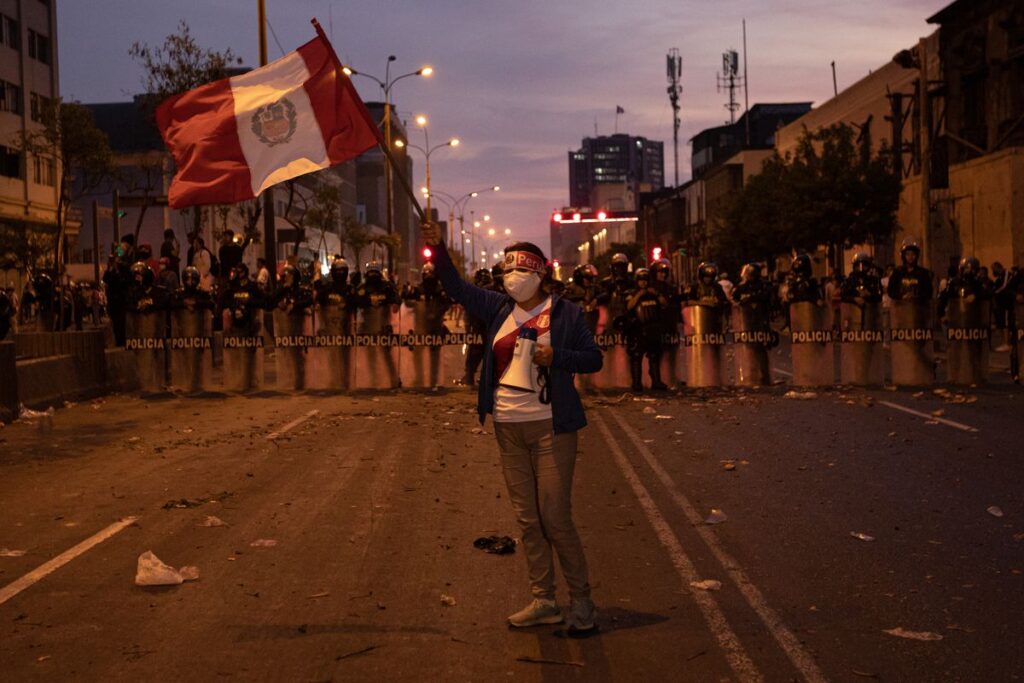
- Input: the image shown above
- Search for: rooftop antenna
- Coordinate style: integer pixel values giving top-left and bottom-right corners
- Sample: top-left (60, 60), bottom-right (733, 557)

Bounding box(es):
top-left (716, 48), bottom-right (743, 125)
top-left (666, 48), bottom-right (683, 186)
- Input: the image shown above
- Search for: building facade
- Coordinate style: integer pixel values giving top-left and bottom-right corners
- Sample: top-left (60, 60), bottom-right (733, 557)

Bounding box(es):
top-left (0, 0), bottom-right (61, 287)
top-left (568, 133), bottom-right (664, 209)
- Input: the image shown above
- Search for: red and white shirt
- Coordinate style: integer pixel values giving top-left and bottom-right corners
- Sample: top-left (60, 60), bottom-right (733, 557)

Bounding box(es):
top-left (493, 297), bottom-right (552, 422)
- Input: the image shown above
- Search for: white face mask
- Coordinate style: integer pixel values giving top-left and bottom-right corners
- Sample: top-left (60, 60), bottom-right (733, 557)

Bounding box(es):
top-left (504, 270), bottom-right (542, 303)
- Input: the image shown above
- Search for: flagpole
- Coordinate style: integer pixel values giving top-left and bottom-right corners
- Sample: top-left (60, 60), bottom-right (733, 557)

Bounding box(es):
top-left (310, 19), bottom-right (427, 230)
top-left (258, 0), bottom-right (278, 289)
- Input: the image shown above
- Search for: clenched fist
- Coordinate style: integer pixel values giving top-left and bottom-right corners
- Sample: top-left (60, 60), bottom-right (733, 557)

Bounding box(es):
top-left (421, 220), bottom-right (442, 246)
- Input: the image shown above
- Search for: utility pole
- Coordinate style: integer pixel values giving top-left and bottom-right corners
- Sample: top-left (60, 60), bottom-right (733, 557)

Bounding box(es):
top-left (716, 49), bottom-right (743, 124)
top-left (742, 21), bottom-right (751, 146)
top-left (666, 48), bottom-right (682, 187)
top-left (257, 0), bottom-right (277, 288)
top-left (918, 38), bottom-right (932, 270)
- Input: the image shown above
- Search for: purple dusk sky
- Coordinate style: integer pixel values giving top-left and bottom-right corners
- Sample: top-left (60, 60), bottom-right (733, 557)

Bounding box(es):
top-left (59, 1), bottom-right (942, 253)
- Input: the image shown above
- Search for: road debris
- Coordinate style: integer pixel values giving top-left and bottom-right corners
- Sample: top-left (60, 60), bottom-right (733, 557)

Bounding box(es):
top-left (642, 406), bottom-right (657, 414)
top-left (850, 532), bottom-right (876, 542)
top-left (473, 536), bottom-right (516, 555)
top-left (721, 460), bottom-right (736, 471)
top-left (987, 506), bottom-right (1004, 518)
top-left (654, 414), bottom-right (674, 420)
top-left (307, 591), bottom-right (330, 599)
top-left (198, 515), bottom-right (227, 527)
top-left (516, 656), bottom-right (584, 668)
top-left (0, 548), bottom-right (27, 557)
top-left (784, 390), bottom-right (817, 400)
top-left (18, 405), bottom-right (54, 420)
top-left (440, 593), bottom-right (457, 607)
top-left (883, 627), bottom-right (943, 641)
top-left (250, 539), bottom-right (278, 548)
top-left (336, 645), bottom-right (379, 661)
top-left (704, 509), bottom-right (728, 525)
top-left (690, 579), bottom-right (722, 591)
top-left (134, 550), bottom-right (200, 586)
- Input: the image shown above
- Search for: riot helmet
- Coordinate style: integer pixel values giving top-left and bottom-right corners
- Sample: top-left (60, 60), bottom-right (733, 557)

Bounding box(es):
top-left (740, 262), bottom-right (761, 283)
top-left (791, 253), bottom-right (812, 278)
top-left (131, 261), bottom-right (154, 288)
top-left (852, 252), bottom-right (873, 274)
top-left (182, 266), bottom-right (201, 291)
top-left (473, 268), bottom-right (493, 287)
top-left (900, 237), bottom-right (921, 265)
top-left (230, 262), bottom-right (249, 284)
top-left (611, 252), bottom-right (629, 276)
top-left (365, 261), bottom-right (383, 284)
top-left (958, 256), bottom-right (980, 278)
top-left (634, 267), bottom-right (650, 284)
top-left (651, 259), bottom-right (671, 281)
top-left (422, 262), bottom-right (436, 279)
top-left (330, 256), bottom-right (349, 282)
top-left (280, 264), bottom-right (299, 289)
top-left (698, 261), bottom-right (718, 282)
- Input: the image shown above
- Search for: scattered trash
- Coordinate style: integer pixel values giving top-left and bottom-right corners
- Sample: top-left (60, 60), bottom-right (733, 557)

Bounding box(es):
top-left (0, 548), bottom-right (27, 557)
top-left (134, 551), bottom-right (199, 586)
top-left (516, 656), bottom-right (584, 668)
top-left (721, 460), bottom-right (736, 471)
top-left (199, 515), bottom-right (227, 527)
top-left (883, 627), bottom-right (943, 641)
top-left (18, 405), bottom-right (54, 419)
top-left (987, 506), bottom-right (1004, 518)
top-left (36, 655), bottom-right (51, 663)
top-left (850, 532), bottom-right (875, 542)
top-left (250, 539), bottom-right (278, 548)
top-left (126, 436), bottom-right (141, 444)
top-left (470, 427), bottom-right (489, 435)
top-left (307, 591), bottom-right (330, 599)
top-left (852, 670), bottom-right (880, 678)
top-left (63, 400), bottom-right (77, 408)
top-left (440, 593), bottom-right (457, 607)
top-left (654, 415), bottom-right (674, 420)
top-left (642, 406), bottom-right (657, 414)
top-left (335, 645), bottom-right (379, 661)
top-left (473, 536), bottom-right (516, 555)
top-left (931, 409), bottom-right (946, 417)
top-left (163, 498), bottom-right (204, 509)
top-left (704, 509), bottom-right (728, 525)
top-left (690, 579), bottom-right (722, 591)
top-left (784, 391), bottom-right (817, 400)
top-left (181, 428), bottom-right (194, 434)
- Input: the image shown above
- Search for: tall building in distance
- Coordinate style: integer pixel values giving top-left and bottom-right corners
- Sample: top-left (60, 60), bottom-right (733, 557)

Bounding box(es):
top-left (568, 134), bottom-right (664, 210)
top-left (0, 0), bottom-right (62, 280)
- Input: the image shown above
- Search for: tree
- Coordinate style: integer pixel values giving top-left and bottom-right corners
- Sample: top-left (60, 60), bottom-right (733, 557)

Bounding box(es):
top-left (716, 153), bottom-right (794, 274)
top-left (340, 215), bottom-right (371, 267)
top-left (17, 100), bottom-right (115, 270)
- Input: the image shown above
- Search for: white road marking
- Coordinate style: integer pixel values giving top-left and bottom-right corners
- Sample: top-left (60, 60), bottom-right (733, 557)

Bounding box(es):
top-left (266, 409), bottom-right (320, 440)
top-left (592, 414), bottom-right (764, 683)
top-left (0, 517), bottom-right (139, 606)
top-left (877, 400), bottom-right (979, 433)
top-left (605, 410), bottom-right (829, 683)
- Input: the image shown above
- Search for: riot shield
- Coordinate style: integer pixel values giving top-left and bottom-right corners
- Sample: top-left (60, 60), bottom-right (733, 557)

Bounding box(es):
top-left (683, 305), bottom-right (726, 388)
top-left (946, 298), bottom-right (990, 385)
top-left (400, 301), bottom-right (446, 389)
top-left (587, 304), bottom-right (630, 389)
top-left (125, 311), bottom-right (166, 392)
top-left (839, 302), bottom-right (884, 385)
top-left (273, 309), bottom-right (310, 390)
top-left (308, 304), bottom-right (354, 390)
top-left (355, 305), bottom-right (400, 389)
top-left (889, 301), bottom-right (934, 385)
top-left (1014, 303), bottom-right (1024, 382)
top-left (789, 302), bottom-right (834, 386)
top-left (170, 308), bottom-right (212, 393)
top-left (222, 311), bottom-right (264, 392)
top-left (731, 304), bottom-right (772, 386)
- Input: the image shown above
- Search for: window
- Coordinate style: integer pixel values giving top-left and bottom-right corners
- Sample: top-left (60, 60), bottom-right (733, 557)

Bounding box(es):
top-left (0, 145), bottom-right (21, 178)
top-left (32, 155), bottom-right (54, 186)
top-left (27, 29), bottom-right (49, 64)
top-left (0, 80), bottom-right (21, 114)
top-left (0, 15), bottom-right (19, 50)
top-left (29, 92), bottom-right (50, 122)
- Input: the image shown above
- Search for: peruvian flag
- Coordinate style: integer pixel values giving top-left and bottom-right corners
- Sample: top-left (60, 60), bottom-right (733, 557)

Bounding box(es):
top-left (156, 29), bottom-right (380, 209)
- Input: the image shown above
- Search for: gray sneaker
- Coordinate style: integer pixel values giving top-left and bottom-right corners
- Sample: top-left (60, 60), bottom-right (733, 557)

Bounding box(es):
top-left (567, 597), bottom-right (597, 632)
top-left (507, 598), bottom-right (563, 627)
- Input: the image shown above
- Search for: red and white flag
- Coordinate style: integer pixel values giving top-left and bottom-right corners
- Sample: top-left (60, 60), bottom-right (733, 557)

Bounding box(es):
top-left (156, 31), bottom-right (380, 209)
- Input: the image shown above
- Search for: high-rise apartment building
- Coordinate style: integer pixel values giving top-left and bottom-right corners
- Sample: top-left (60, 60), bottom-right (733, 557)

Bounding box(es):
top-left (568, 134), bottom-right (664, 209)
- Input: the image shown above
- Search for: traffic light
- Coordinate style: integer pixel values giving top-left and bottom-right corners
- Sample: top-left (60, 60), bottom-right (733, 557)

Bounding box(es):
top-left (651, 246), bottom-right (663, 262)
top-left (422, 246), bottom-right (433, 260)
top-left (552, 212), bottom-right (563, 223)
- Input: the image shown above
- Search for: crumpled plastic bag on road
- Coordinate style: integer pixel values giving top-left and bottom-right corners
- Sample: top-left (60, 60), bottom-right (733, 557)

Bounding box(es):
top-left (134, 550), bottom-right (200, 586)
top-left (690, 579), bottom-right (722, 591)
top-left (704, 509), bottom-right (728, 525)
top-left (473, 535), bottom-right (516, 555)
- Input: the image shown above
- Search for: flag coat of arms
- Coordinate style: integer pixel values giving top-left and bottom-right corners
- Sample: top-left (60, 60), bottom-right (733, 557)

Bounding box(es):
top-left (156, 32), bottom-right (380, 208)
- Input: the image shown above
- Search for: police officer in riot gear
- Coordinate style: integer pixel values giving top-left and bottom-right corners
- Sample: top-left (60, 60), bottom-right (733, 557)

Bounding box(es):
top-left (733, 263), bottom-right (772, 308)
top-left (354, 261), bottom-right (400, 333)
top-left (173, 266), bottom-right (214, 311)
top-left (315, 256), bottom-right (354, 309)
top-left (887, 238), bottom-right (933, 302)
top-left (937, 256), bottom-right (992, 320)
top-left (219, 263), bottom-right (266, 335)
top-left (565, 264), bottom-right (600, 333)
top-left (840, 253), bottom-right (884, 306)
top-left (272, 264), bottom-right (313, 315)
top-left (783, 254), bottom-right (824, 305)
top-left (489, 263), bottom-right (505, 294)
top-left (684, 262), bottom-right (729, 308)
top-left (402, 262), bottom-right (451, 334)
top-left (626, 267), bottom-right (669, 391)
top-left (598, 252), bottom-right (634, 330)
top-left (461, 268), bottom-right (492, 386)
top-left (128, 261), bottom-right (169, 314)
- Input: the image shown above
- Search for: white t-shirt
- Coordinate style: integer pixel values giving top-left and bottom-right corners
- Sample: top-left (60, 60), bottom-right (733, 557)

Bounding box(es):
top-left (493, 297), bottom-right (552, 423)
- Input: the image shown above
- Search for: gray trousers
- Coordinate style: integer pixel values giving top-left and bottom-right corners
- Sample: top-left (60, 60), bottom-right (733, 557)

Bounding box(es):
top-left (493, 419), bottom-right (591, 601)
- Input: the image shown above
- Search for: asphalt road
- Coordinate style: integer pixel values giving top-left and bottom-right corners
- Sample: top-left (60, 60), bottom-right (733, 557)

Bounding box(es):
top-left (1, 376), bottom-right (1022, 681)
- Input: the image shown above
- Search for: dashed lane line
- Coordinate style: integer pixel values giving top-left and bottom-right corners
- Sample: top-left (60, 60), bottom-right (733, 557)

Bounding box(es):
top-left (266, 409), bottom-right (320, 440)
top-left (876, 400), bottom-right (979, 433)
top-left (604, 409), bottom-right (829, 683)
top-left (592, 414), bottom-right (764, 683)
top-left (0, 517), bottom-right (139, 607)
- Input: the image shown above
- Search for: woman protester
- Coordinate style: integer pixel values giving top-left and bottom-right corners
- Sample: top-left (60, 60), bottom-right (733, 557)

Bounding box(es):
top-left (421, 220), bottom-right (603, 633)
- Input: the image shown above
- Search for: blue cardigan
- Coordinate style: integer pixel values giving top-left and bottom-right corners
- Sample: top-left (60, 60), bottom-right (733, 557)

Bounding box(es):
top-left (434, 242), bottom-right (603, 433)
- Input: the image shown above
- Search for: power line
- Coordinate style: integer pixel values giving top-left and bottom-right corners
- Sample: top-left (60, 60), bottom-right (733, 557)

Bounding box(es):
top-left (265, 17), bottom-right (286, 58)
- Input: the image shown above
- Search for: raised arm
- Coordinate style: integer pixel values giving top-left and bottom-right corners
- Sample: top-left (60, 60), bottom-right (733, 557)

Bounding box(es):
top-left (422, 222), bottom-right (507, 324)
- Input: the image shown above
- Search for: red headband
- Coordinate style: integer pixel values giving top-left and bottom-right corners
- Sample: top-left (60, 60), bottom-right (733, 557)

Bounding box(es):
top-left (504, 250), bottom-right (546, 273)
